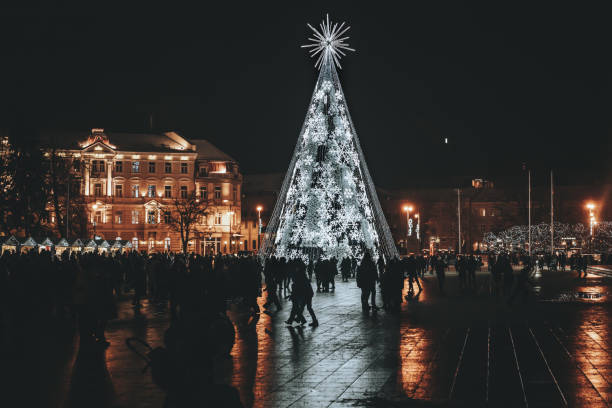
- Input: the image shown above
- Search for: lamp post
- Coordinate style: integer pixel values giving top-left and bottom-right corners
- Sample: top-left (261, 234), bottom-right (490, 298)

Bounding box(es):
top-left (256, 205), bottom-right (263, 252)
top-left (92, 203), bottom-right (98, 239)
top-left (586, 203), bottom-right (596, 252)
top-left (403, 205), bottom-right (413, 253)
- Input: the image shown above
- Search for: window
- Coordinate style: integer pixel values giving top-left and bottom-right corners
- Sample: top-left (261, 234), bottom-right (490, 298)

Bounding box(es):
top-left (132, 161), bottom-right (140, 173)
top-left (180, 162), bottom-right (188, 174)
top-left (215, 213), bottom-right (222, 225)
top-left (232, 185), bottom-right (237, 201)
top-left (199, 166), bottom-right (208, 177)
top-left (147, 185), bottom-right (156, 198)
top-left (148, 162), bottom-right (156, 173)
top-left (480, 224), bottom-right (486, 233)
top-left (164, 185), bottom-right (172, 198)
top-left (115, 211), bottom-right (122, 224)
top-left (165, 162), bottom-right (172, 173)
top-left (480, 208), bottom-right (486, 217)
top-left (115, 161), bottom-right (123, 173)
top-left (210, 162), bottom-right (226, 173)
top-left (115, 185), bottom-right (123, 197)
top-left (91, 160), bottom-right (104, 173)
top-left (200, 186), bottom-right (207, 199)
top-left (180, 186), bottom-right (187, 198)
top-left (132, 237), bottom-right (139, 251)
top-left (131, 210), bottom-right (140, 224)
top-left (132, 185), bottom-right (140, 198)
top-left (147, 210), bottom-right (157, 224)
top-left (164, 237), bottom-right (171, 251)
top-left (94, 183), bottom-right (102, 197)
top-left (214, 186), bottom-right (221, 199)
top-left (163, 211), bottom-right (171, 224)
top-left (252, 239), bottom-right (257, 250)
top-left (94, 211), bottom-right (102, 224)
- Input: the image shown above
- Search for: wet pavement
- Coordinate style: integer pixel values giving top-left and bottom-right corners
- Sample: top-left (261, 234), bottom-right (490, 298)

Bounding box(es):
top-left (5, 268), bottom-right (612, 407)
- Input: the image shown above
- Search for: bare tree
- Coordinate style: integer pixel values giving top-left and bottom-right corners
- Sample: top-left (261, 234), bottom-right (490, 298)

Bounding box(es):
top-left (166, 191), bottom-right (209, 253)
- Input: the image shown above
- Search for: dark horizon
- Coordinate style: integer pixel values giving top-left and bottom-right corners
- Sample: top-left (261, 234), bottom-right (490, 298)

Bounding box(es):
top-left (1, 3), bottom-right (610, 189)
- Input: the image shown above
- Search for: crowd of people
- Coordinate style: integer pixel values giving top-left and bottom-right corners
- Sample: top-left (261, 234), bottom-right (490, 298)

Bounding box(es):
top-left (0, 246), bottom-right (606, 406)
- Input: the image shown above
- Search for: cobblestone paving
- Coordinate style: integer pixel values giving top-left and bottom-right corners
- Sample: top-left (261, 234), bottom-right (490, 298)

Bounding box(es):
top-left (5, 268), bottom-right (612, 407)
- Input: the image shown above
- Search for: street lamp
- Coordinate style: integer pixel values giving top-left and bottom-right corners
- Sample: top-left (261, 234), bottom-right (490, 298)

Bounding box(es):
top-left (586, 202), bottom-right (597, 252)
top-left (256, 205), bottom-right (263, 252)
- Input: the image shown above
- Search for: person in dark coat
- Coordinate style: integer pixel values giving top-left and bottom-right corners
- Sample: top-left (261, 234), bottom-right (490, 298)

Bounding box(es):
top-left (356, 252), bottom-right (378, 312)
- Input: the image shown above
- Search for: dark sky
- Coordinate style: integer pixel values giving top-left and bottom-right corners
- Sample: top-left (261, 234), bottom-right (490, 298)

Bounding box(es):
top-left (1, 3), bottom-right (610, 188)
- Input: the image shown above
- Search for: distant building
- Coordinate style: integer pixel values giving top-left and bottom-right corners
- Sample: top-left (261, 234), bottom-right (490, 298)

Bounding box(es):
top-left (39, 128), bottom-right (242, 254)
top-left (243, 174), bottom-right (612, 255)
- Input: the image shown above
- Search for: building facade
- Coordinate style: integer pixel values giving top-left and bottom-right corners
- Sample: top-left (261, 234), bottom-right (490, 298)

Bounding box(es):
top-left (44, 128), bottom-right (242, 254)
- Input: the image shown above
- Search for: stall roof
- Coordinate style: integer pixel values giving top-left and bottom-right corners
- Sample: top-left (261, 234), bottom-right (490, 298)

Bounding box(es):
top-left (85, 239), bottom-right (97, 248)
top-left (56, 238), bottom-right (69, 247)
top-left (2, 235), bottom-right (19, 246)
top-left (71, 238), bottom-right (84, 247)
top-left (21, 237), bottom-right (37, 246)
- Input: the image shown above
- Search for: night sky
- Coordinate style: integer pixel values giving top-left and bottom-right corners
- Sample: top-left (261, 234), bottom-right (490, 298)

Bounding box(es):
top-left (1, 3), bottom-right (610, 188)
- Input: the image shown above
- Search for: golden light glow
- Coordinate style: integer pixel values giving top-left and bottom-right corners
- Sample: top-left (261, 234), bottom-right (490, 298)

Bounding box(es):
top-left (415, 214), bottom-right (419, 218)
top-left (164, 156), bottom-right (172, 160)
top-left (256, 205), bottom-right (263, 212)
top-left (132, 155), bottom-right (140, 159)
top-left (148, 155), bottom-right (157, 160)
top-left (586, 202), bottom-right (595, 210)
top-left (180, 156), bottom-right (188, 161)
top-left (116, 154), bottom-right (124, 159)
top-left (403, 205), bottom-right (413, 212)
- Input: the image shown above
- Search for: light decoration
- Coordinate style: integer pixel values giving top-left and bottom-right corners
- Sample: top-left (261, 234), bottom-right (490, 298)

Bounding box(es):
top-left (260, 15), bottom-right (398, 262)
top-left (483, 222), bottom-right (612, 253)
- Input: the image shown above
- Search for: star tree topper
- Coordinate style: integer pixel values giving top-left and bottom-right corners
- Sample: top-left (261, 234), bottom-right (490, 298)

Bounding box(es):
top-left (301, 14), bottom-right (355, 69)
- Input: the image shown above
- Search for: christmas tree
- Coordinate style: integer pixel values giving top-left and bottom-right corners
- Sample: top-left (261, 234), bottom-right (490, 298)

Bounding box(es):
top-left (260, 15), bottom-right (398, 262)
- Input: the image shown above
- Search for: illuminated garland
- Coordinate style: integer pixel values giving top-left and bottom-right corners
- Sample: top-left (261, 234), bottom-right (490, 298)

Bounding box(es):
top-left (483, 222), bottom-right (612, 252)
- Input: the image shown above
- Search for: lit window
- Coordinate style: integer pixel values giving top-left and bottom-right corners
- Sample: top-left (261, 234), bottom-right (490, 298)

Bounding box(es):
top-left (132, 237), bottom-right (139, 251)
top-left (94, 183), bottom-right (102, 197)
top-left (132, 185), bottom-right (140, 198)
top-left (115, 211), bottom-right (122, 224)
top-left (115, 161), bottom-right (123, 173)
top-left (132, 161), bottom-right (140, 173)
top-left (148, 162), bottom-right (156, 173)
top-left (131, 210), bottom-right (139, 224)
top-left (94, 211), bottom-right (102, 224)
top-left (164, 185), bottom-right (172, 198)
top-left (210, 162), bottom-right (226, 173)
top-left (214, 186), bottom-right (221, 199)
top-left (180, 186), bottom-right (187, 198)
top-left (147, 210), bottom-right (157, 224)
top-left (115, 185), bottom-right (123, 197)
top-left (180, 162), bottom-right (188, 174)
top-left (215, 213), bottom-right (222, 225)
top-left (480, 208), bottom-right (486, 217)
top-left (165, 162), bottom-right (172, 173)
top-left (164, 237), bottom-right (171, 250)
top-left (147, 185), bottom-right (156, 197)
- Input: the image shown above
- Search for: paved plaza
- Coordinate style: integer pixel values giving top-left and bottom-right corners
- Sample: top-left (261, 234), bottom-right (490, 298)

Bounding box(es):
top-left (4, 267), bottom-right (612, 407)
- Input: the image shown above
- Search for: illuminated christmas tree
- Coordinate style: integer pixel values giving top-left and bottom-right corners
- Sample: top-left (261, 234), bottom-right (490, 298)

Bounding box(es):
top-left (260, 15), bottom-right (398, 261)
